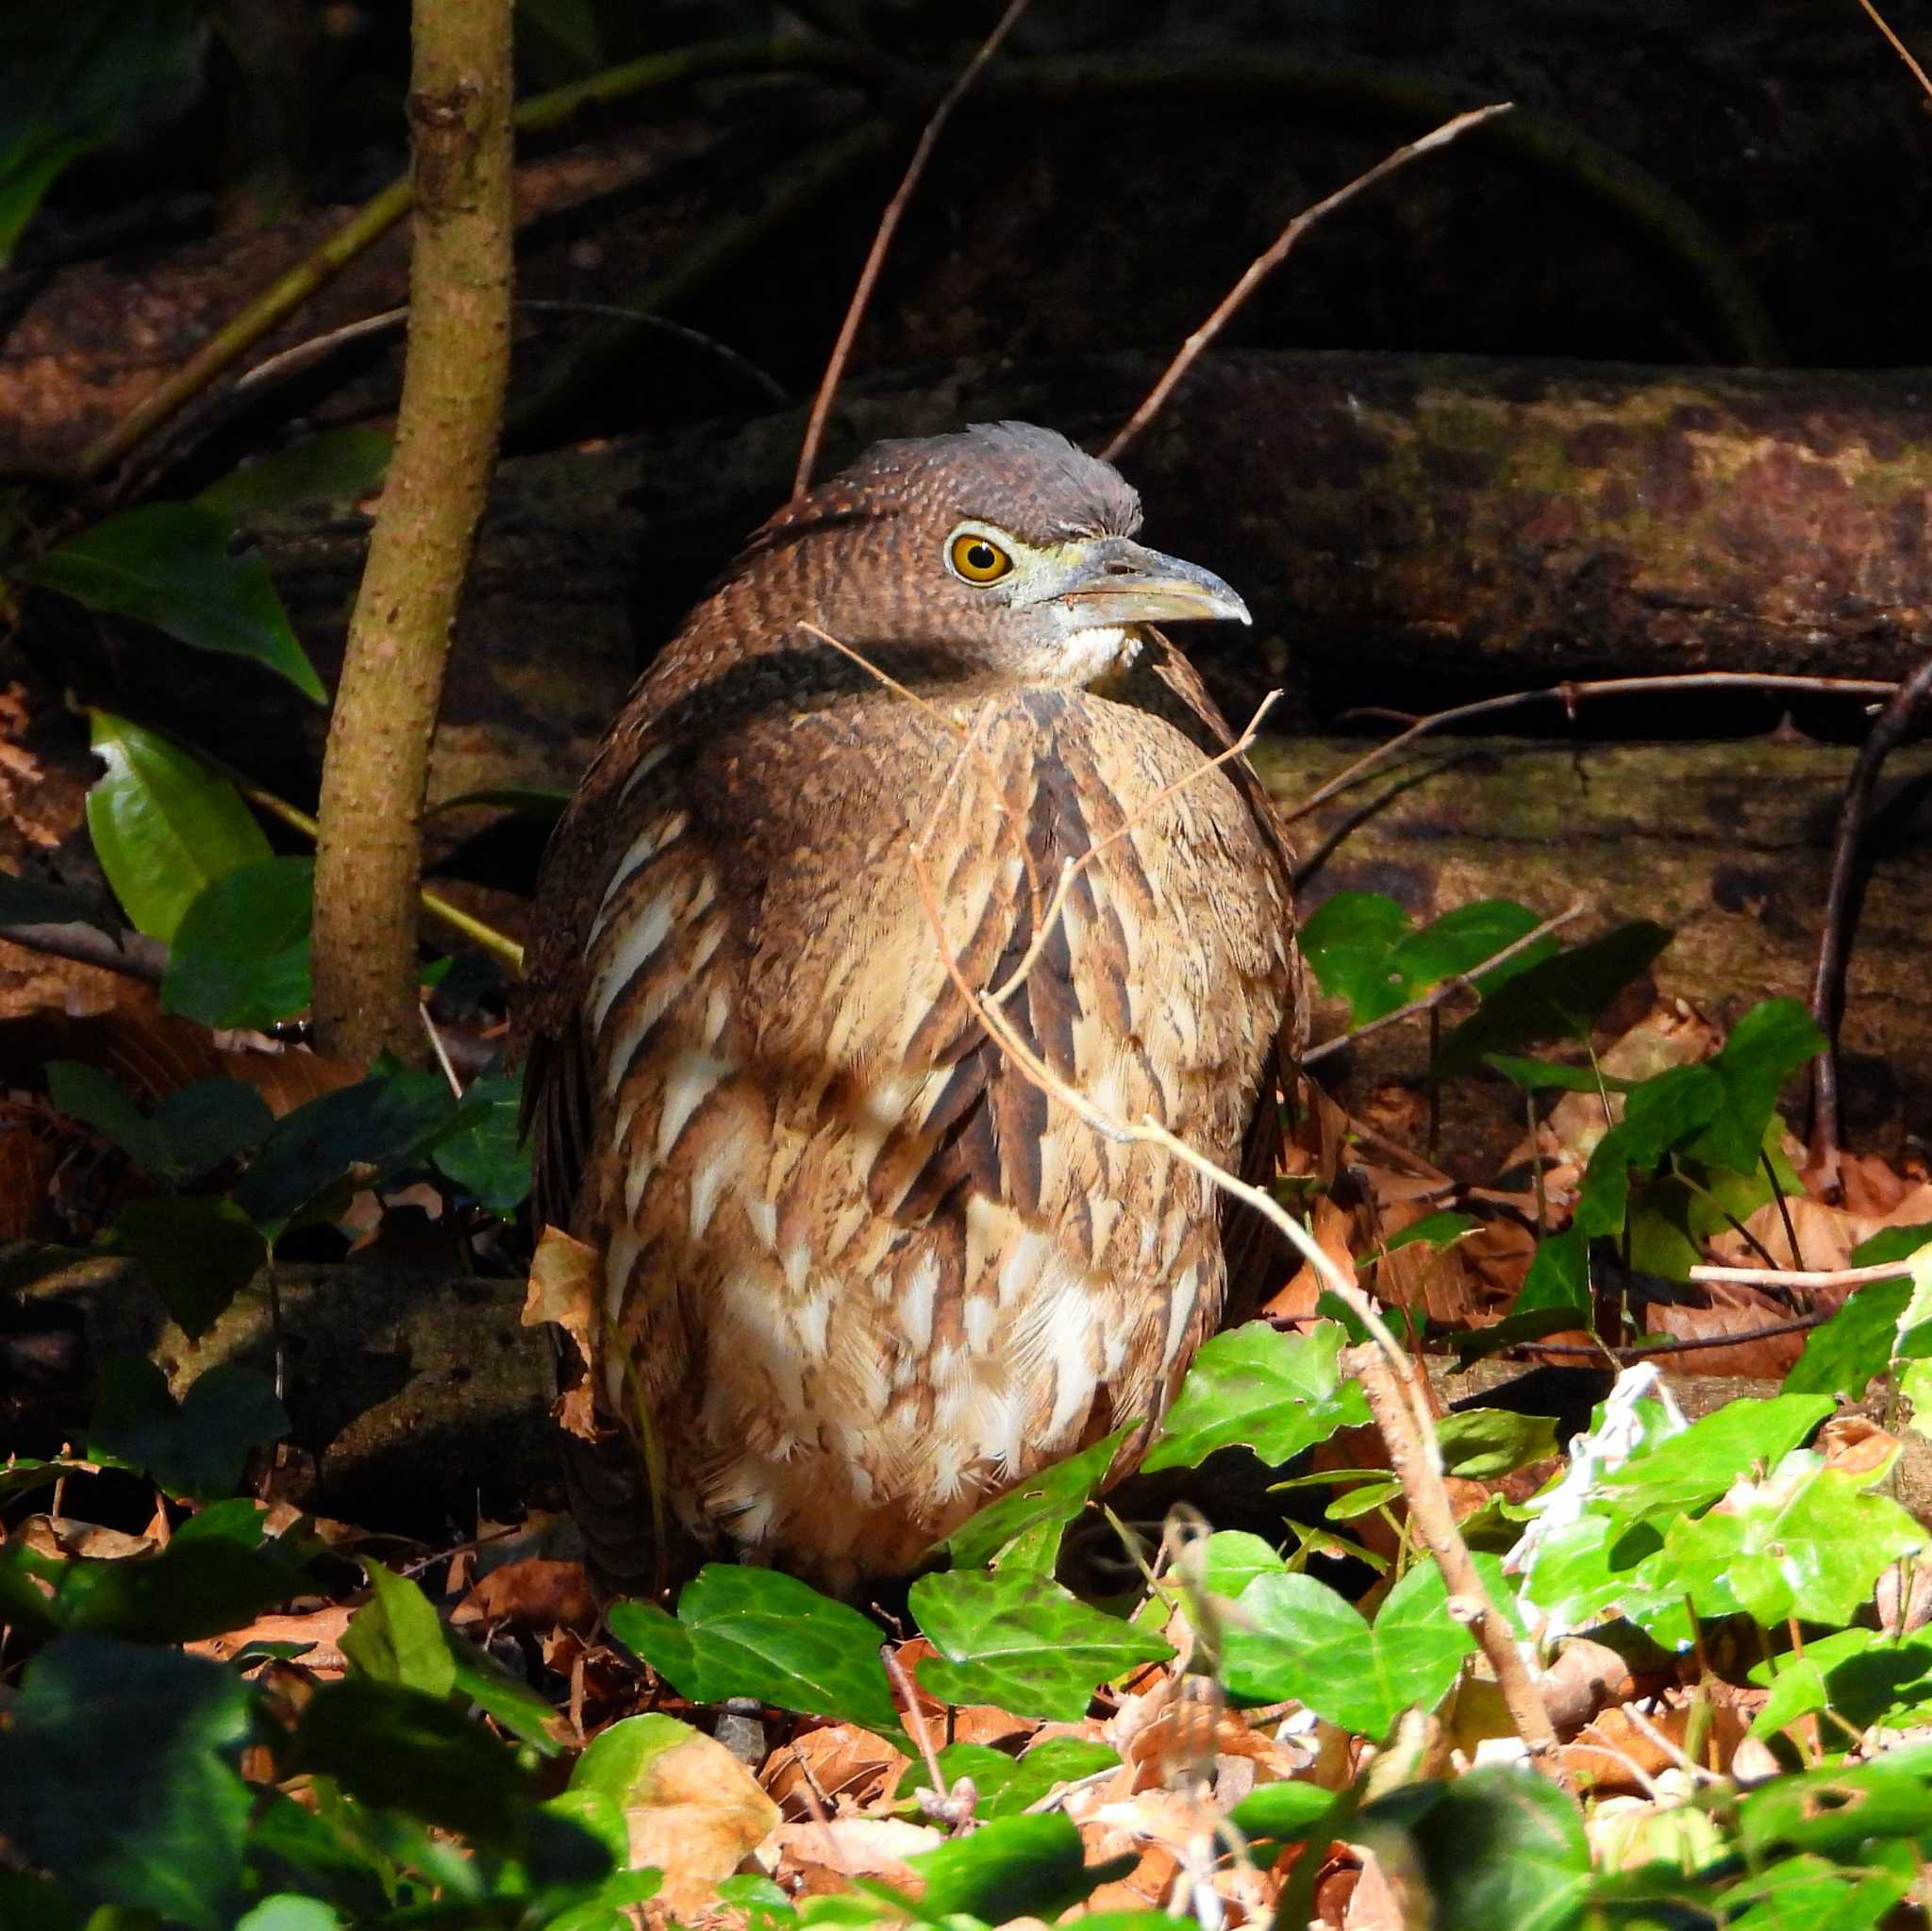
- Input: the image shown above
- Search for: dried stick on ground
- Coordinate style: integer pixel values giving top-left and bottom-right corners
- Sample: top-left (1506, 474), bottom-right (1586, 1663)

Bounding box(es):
top-left (1807, 654), bottom-right (1932, 1186)
top-left (1101, 101), bottom-right (1511, 464)
top-left (310, 0), bottom-right (514, 1064)
top-left (791, 0), bottom-right (1031, 498)
top-left (901, 703), bottom-right (1560, 1772)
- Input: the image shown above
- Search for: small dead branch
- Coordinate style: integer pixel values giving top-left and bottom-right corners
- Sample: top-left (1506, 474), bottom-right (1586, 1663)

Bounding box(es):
top-left (1101, 102), bottom-right (1511, 464)
top-left (1301, 902), bottom-right (1585, 1067)
top-left (1525, 1316), bottom-right (1826, 1361)
top-left (1857, 0), bottom-right (1932, 102)
top-left (1287, 673), bottom-right (1900, 825)
top-left (1687, 1258), bottom-right (1920, 1292)
top-left (1807, 654), bottom-right (1932, 1188)
top-left (792, 0), bottom-right (1031, 498)
top-left (0, 920), bottom-right (165, 986)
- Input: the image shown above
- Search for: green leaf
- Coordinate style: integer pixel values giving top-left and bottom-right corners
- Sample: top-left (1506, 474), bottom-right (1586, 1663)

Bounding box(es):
top-left (48, 1063), bottom-right (272, 1189)
top-left (1228, 1779), bottom-right (1336, 1843)
top-left (1358, 1209), bottom-right (1479, 1265)
top-left (235, 1899), bottom-right (344, 1931)
top-left (1367, 1768), bottom-right (1590, 1931)
top-left (84, 711), bottom-right (272, 942)
top-left (431, 1071), bottom-right (532, 1215)
top-left (1736, 1743), bottom-right (1932, 1857)
top-left (908, 1813), bottom-right (1130, 1923)
top-left (1390, 897), bottom-right (1552, 996)
top-left (1437, 1407), bottom-right (1559, 1478)
top-left (88, 1357), bottom-right (286, 1498)
top-left (1481, 1054), bottom-right (1632, 1094)
top-left (448, 1628), bottom-right (565, 1755)
top-left (1219, 1560), bottom-right (1474, 1734)
top-left (108, 1196), bottom-right (266, 1339)
top-left (0, 1636), bottom-right (252, 1929)
top-left (1717, 1849), bottom-right (1915, 1931)
top-left (1433, 921), bottom-right (1673, 1080)
top-left (45, 1058), bottom-right (167, 1171)
top-left (194, 428), bottom-right (392, 519)
top-left (1574, 1062), bottom-right (1724, 1240)
top-left (341, 1560), bottom-right (458, 1696)
top-left (909, 1563), bottom-right (1174, 1723)
top-left (1655, 1465), bottom-right (1926, 1626)
top-left (234, 1068), bottom-right (459, 1241)
top-left (608, 1566), bottom-right (903, 1733)
top-left (1298, 891), bottom-right (1414, 1024)
top-left (27, 506), bottom-right (324, 701)
top-left (285, 1677), bottom-right (544, 1850)
top-left (1781, 1278), bottom-right (1913, 1400)
top-left (936, 1422), bottom-right (1139, 1570)
top-left (1687, 997), bottom-right (1825, 1174)
top-left (1196, 1528), bottom-right (1290, 1603)
top-left (162, 857), bottom-right (313, 1030)
top-left (928, 1737), bottom-right (1120, 1820)
top-left (1749, 1627), bottom-right (1932, 1739)
top-left (1595, 1393), bottom-right (1833, 1526)
top-left (1141, 1321), bottom-right (1371, 1473)
top-left (1848, 1223), bottom-right (1932, 1268)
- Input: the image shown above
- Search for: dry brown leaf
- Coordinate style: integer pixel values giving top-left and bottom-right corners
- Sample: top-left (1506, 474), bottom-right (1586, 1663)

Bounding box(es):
top-left (1818, 1415), bottom-right (1901, 1481)
top-left (1540, 1638), bottom-right (1641, 1736)
top-left (523, 1225), bottom-right (602, 1441)
top-left (762, 1724), bottom-right (910, 1821)
top-left (766, 1817), bottom-right (940, 1896)
top-left (451, 1556), bottom-right (595, 1633)
top-left (605, 1718), bottom-right (781, 1915)
top-left (187, 1606), bottom-right (353, 1674)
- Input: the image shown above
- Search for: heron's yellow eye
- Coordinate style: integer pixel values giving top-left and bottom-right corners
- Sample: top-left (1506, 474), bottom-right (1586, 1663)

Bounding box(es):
top-left (949, 531), bottom-right (1012, 583)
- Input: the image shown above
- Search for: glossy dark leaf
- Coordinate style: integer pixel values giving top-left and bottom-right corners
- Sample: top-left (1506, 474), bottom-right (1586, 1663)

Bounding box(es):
top-left (1433, 921), bottom-right (1673, 1079)
top-left (1228, 1779), bottom-right (1337, 1843)
top-left (234, 1068), bottom-right (458, 1240)
top-left (28, 506), bottom-right (324, 701)
top-left (1436, 1407), bottom-right (1558, 1478)
top-left (162, 857), bottom-right (313, 1030)
top-left (908, 1813), bottom-right (1132, 1923)
top-left (1574, 1062), bottom-right (1724, 1240)
top-left (431, 1072), bottom-right (532, 1215)
top-left (83, 711), bottom-right (272, 942)
top-left (0, 1635), bottom-right (251, 1929)
top-left (108, 1196), bottom-right (266, 1339)
top-left (194, 427), bottom-right (392, 519)
top-left (88, 1357), bottom-right (286, 1498)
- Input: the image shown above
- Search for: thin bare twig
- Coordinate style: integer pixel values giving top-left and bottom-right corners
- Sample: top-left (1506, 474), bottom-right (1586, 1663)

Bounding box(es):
top-left (792, 0), bottom-right (1031, 498)
top-left (1285, 673), bottom-right (1900, 824)
top-left (1807, 654), bottom-right (1932, 1186)
top-left (1687, 1258), bottom-right (1919, 1291)
top-left (0, 920), bottom-right (165, 985)
top-left (1857, 0), bottom-right (1932, 101)
top-left (1101, 103), bottom-right (1512, 463)
top-left (1525, 1316), bottom-right (1825, 1360)
top-left (797, 620), bottom-right (966, 734)
top-left (1301, 902), bottom-right (1585, 1067)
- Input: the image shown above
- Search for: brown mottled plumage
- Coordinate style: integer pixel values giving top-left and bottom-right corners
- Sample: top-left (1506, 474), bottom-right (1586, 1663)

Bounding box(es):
top-left (520, 424), bottom-right (1298, 1590)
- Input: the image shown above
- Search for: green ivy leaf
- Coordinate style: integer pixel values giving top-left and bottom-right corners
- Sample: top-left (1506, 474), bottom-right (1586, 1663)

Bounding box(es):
top-left (108, 1196), bottom-right (266, 1340)
top-left (0, 1636), bottom-right (252, 1930)
top-left (1298, 891), bottom-right (1414, 1024)
top-left (1228, 1779), bottom-right (1336, 1843)
top-left (1358, 1209), bottom-right (1479, 1266)
top-left (1364, 1768), bottom-right (1590, 1931)
top-left (608, 1566), bottom-right (903, 1734)
top-left (194, 428), bottom-right (393, 519)
top-left (430, 1071), bottom-right (532, 1216)
top-left (1849, 1224), bottom-right (1932, 1268)
top-left (162, 857), bottom-right (313, 1030)
top-left (1595, 1394), bottom-right (1833, 1527)
top-left (929, 1737), bottom-right (1120, 1820)
top-left (1748, 1627), bottom-right (1932, 1740)
top-left (88, 1357), bottom-right (286, 1498)
top-left (234, 1068), bottom-right (459, 1241)
top-left (1481, 1054), bottom-right (1635, 1094)
top-left (1390, 897), bottom-right (1553, 996)
top-left (907, 1813), bottom-right (1132, 1923)
top-left (1220, 1560), bottom-right (1474, 1734)
top-left (47, 1063), bottom-right (272, 1187)
top-left (1433, 921), bottom-right (1673, 1080)
top-left (1654, 1465), bottom-right (1926, 1626)
top-left (935, 1422), bottom-right (1138, 1570)
top-left (1141, 1321), bottom-right (1370, 1473)
top-left (1574, 1062), bottom-right (1724, 1240)
top-left (341, 1560), bottom-right (457, 1697)
top-left (1781, 1278), bottom-right (1913, 1401)
top-left (27, 506), bottom-right (324, 701)
top-left (1437, 1407), bottom-right (1559, 1478)
top-left (909, 1562), bottom-right (1174, 1723)
top-left (84, 711), bottom-right (272, 943)
top-left (1736, 1744), bottom-right (1932, 1859)
top-left (1686, 998), bottom-right (1825, 1175)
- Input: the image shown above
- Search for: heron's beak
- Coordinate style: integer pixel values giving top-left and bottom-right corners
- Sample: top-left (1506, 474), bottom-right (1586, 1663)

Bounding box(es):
top-left (1044, 538), bottom-right (1252, 628)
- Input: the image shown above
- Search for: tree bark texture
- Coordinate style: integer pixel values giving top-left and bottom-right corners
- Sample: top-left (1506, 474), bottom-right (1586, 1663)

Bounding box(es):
top-left (310, 0), bottom-right (514, 1064)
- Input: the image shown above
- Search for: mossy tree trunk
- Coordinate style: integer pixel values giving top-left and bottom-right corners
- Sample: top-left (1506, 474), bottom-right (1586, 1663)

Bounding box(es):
top-left (310, 0), bottom-right (514, 1065)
